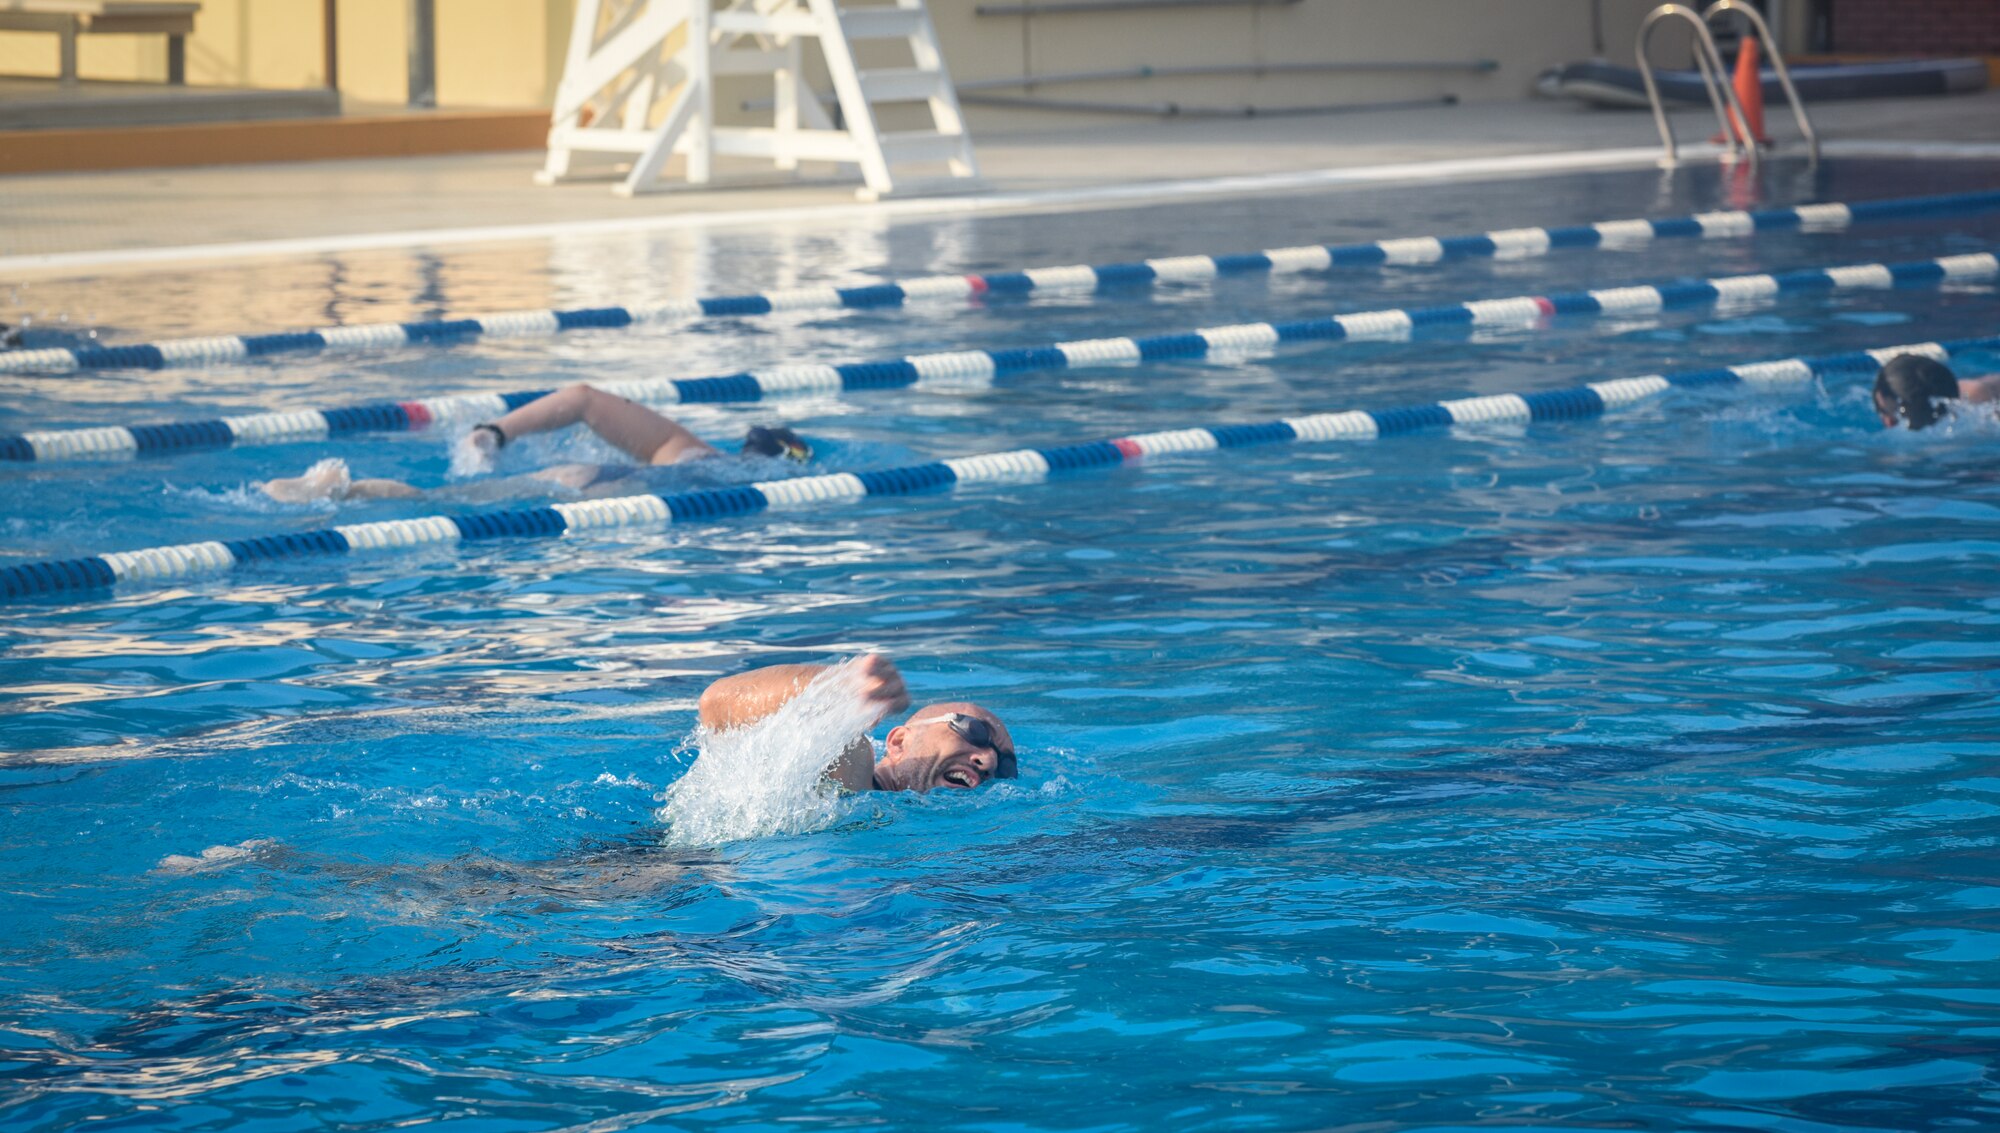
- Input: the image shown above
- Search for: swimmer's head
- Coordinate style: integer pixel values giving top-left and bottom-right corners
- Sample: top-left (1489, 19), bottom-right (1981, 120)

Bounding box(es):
top-left (742, 425), bottom-right (812, 462)
top-left (1873, 354), bottom-right (1960, 431)
top-left (876, 702), bottom-right (1015, 792)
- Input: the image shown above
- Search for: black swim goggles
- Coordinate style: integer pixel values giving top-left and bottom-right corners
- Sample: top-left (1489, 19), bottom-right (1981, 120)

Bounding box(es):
top-left (742, 425), bottom-right (812, 463)
top-left (908, 712), bottom-right (1017, 779)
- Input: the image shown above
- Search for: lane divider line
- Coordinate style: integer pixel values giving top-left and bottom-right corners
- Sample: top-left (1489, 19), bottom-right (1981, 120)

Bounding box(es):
top-left (4, 189), bottom-right (1997, 376)
top-left (3, 335), bottom-right (1986, 602)
top-left (5, 250), bottom-right (1994, 464)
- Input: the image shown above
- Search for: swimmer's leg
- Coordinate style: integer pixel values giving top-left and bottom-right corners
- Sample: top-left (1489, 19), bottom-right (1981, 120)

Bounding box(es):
top-left (491, 384), bottom-right (720, 465)
top-left (346, 478), bottom-right (424, 500)
top-left (527, 462), bottom-right (604, 492)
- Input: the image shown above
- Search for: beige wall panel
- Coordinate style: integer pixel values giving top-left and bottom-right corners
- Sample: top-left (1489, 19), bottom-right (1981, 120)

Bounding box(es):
top-left (91, 35), bottom-right (167, 82)
top-left (0, 32), bottom-right (168, 82)
top-left (221, 0), bottom-right (325, 90)
top-left (177, 1), bottom-right (243, 85)
top-left (1021, 9), bottom-right (1257, 75)
top-left (926, 2), bottom-right (1024, 84)
top-left (924, 0), bottom-right (1751, 128)
top-left (0, 1), bottom-right (327, 88)
top-left (544, 0), bottom-right (576, 103)
top-left (0, 32), bottom-right (52, 78)
top-left (438, 0), bottom-right (556, 107)
top-left (337, 0), bottom-right (411, 107)
top-left (1248, 1), bottom-right (1586, 98)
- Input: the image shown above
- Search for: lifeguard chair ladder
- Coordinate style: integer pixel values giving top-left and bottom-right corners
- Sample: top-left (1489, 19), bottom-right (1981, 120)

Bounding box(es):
top-left (537, 0), bottom-right (981, 200)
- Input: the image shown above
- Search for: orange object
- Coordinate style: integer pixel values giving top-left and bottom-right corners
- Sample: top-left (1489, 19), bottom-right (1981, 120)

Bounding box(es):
top-left (1712, 36), bottom-right (1770, 147)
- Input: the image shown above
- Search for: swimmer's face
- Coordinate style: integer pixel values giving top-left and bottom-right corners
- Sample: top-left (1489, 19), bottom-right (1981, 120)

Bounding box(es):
top-left (1875, 389), bottom-right (1903, 429)
top-left (877, 703), bottom-right (1015, 793)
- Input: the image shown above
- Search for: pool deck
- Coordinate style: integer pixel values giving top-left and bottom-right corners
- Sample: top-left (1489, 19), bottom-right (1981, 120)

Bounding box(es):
top-left (4, 90), bottom-right (1999, 277)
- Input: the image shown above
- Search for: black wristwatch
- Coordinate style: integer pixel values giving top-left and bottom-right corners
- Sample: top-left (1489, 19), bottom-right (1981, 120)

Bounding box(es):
top-left (472, 423), bottom-right (508, 449)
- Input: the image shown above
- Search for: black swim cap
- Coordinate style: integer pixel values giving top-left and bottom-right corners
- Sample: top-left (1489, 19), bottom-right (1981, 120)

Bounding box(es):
top-left (1873, 354), bottom-right (1960, 431)
top-left (742, 425), bottom-right (812, 462)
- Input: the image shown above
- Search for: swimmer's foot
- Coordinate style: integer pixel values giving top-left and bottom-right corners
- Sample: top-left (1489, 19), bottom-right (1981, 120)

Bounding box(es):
top-left (259, 457), bottom-right (353, 503)
top-left (259, 459), bottom-right (423, 502)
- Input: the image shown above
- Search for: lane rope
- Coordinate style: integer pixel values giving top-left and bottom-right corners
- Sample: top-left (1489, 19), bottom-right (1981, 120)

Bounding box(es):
top-left (3, 189), bottom-right (1997, 377)
top-left (5, 250), bottom-right (1994, 465)
top-left (4, 336), bottom-right (1986, 602)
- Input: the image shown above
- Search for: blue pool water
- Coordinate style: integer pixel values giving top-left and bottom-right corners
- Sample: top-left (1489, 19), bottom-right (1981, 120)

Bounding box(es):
top-left (5, 156), bottom-right (2000, 1131)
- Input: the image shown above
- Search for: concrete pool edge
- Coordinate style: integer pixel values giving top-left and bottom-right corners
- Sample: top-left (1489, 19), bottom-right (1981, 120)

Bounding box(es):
top-left (12, 140), bottom-right (1999, 281)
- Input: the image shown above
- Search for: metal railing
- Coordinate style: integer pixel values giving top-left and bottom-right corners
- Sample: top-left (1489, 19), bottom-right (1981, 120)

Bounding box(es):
top-left (1636, 3), bottom-right (1758, 168)
top-left (1704, 0), bottom-right (1819, 164)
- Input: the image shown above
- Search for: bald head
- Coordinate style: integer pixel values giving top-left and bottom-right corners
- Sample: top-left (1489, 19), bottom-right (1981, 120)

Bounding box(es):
top-left (876, 702), bottom-right (1016, 792)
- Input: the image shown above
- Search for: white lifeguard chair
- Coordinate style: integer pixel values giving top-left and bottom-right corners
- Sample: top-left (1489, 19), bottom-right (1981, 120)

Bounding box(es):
top-left (538, 0), bottom-right (980, 200)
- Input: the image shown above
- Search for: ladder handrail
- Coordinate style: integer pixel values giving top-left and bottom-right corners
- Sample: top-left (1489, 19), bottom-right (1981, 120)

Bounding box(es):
top-left (1704, 0), bottom-right (1820, 164)
top-left (1636, 3), bottom-right (1757, 169)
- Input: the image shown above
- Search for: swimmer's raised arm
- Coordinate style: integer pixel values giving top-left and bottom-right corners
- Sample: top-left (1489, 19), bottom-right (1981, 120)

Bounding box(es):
top-left (696, 653), bottom-right (910, 728)
top-left (469, 383), bottom-right (719, 467)
top-left (699, 664), bottom-right (829, 730)
top-left (697, 654), bottom-right (909, 793)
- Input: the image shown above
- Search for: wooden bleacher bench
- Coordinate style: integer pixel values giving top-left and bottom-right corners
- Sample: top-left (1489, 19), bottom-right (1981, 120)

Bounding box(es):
top-left (0, 1), bottom-right (201, 86)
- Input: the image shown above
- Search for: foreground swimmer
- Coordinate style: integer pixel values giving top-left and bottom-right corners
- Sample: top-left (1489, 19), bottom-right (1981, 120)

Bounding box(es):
top-left (261, 382), bottom-right (809, 502)
top-left (698, 653), bottom-right (1016, 793)
top-left (1873, 354), bottom-right (2000, 430)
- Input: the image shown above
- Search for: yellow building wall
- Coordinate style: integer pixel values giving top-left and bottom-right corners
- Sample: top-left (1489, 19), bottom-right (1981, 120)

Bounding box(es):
top-left (0, 0), bottom-right (573, 108)
top-left (0, 0), bottom-right (1818, 114)
top-left (0, 25), bottom-right (170, 83)
top-left (335, 0), bottom-right (410, 108)
top-left (436, 0), bottom-right (573, 109)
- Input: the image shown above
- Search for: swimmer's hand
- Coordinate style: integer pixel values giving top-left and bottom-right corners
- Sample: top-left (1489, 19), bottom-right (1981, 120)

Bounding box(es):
top-left (450, 425), bottom-right (501, 476)
top-left (854, 652), bottom-right (911, 725)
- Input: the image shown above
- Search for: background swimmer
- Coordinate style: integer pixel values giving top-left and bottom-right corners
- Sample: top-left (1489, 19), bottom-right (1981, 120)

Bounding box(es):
top-left (1873, 354), bottom-right (2000, 430)
top-left (260, 382), bottom-right (809, 503)
top-left (697, 653), bottom-right (1016, 793)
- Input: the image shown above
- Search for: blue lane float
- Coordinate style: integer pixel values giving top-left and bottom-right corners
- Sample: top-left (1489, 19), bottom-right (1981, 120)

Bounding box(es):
top-left (3, 189), bottom-right (1998, 376)
top-left (6, 250), bottom-right (1995, 464)
top-left (3, 335), bottom-right (1988, 603)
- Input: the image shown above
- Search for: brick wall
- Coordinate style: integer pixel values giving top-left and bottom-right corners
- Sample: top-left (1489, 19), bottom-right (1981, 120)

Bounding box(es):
top-left (1832, 0), bottom-right (2000, 54)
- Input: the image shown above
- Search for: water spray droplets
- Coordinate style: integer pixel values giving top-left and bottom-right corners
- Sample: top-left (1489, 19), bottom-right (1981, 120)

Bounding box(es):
top-left (658, 657), bottom-right (881, 846)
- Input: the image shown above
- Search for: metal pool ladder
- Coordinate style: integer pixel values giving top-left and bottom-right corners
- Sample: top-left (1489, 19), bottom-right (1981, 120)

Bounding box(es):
top-left (1636, 1), bottom-right (1819, 169)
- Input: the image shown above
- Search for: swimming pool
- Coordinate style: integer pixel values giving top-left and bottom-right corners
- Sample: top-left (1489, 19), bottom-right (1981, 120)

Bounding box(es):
top-left (5, 155), bottom-right (2000, 1131)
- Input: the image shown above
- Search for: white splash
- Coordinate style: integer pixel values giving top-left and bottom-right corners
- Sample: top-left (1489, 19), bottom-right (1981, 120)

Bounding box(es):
top-left (447, 429), bottom-right (500, 480)
top-left (658, 658), bottom-right (880, 846)
top-left (153, 838), bottom-right (277, 875)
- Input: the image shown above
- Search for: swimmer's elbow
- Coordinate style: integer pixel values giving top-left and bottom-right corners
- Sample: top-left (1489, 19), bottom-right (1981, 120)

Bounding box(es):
top-left (697, 683), bottom-right (729, 730)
